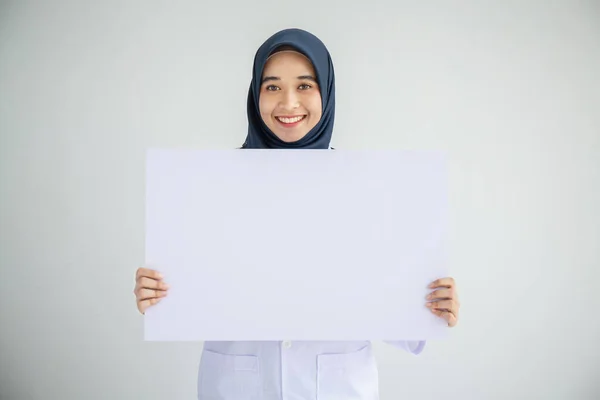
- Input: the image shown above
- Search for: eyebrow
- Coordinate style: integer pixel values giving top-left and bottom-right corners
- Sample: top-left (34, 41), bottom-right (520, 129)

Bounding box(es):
top-left (261, 75), bottom-right (317, 84)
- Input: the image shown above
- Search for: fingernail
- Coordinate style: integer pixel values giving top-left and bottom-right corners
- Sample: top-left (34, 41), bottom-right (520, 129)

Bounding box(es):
top-left (426, 294), bottom-right (432, 300)
top-left (426, 303), bottom-right (432, 307)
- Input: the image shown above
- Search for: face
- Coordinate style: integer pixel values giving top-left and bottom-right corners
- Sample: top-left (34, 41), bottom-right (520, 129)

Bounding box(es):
top-left (259, 50), bottom-right (323, 143)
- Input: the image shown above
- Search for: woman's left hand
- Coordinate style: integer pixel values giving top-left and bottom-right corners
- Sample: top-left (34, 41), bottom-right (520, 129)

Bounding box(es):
top-left (426, 277), bottom-right (460, 327)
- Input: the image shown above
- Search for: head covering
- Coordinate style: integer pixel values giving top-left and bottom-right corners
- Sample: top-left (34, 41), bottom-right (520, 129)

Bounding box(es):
top-left (241, 28), bottom-right (335, 149)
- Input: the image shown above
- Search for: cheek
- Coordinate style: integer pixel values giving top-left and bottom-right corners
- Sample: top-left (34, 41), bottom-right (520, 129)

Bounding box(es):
top-left (307, 93), bottom-right (323, 119)
top-left (258, 96), bottom-right (275, 120)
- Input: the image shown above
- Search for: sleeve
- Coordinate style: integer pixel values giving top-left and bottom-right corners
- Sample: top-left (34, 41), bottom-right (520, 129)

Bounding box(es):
top-left (383, 340), bottom-right (426, 355)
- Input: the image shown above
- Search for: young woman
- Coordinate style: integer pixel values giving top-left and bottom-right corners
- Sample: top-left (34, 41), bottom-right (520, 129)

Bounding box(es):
top-left (134, 28), bottom-right (460, 400)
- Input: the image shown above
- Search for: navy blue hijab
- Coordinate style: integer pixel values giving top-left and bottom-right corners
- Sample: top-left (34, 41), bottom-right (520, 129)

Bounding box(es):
top-left (241, 28), bottom-right (335, 149)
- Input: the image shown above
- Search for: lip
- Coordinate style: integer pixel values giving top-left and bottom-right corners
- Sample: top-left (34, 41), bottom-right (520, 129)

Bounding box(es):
top-left (275, 115), bottom-right (306, 128)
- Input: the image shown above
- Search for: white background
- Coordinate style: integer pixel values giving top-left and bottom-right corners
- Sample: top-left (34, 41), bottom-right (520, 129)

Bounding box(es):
top-left (1, 1), bottom-right (599, 399)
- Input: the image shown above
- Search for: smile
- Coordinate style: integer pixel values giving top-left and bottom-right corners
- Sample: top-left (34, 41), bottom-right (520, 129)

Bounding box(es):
top-left (276, 115), bottom-right (306, 126)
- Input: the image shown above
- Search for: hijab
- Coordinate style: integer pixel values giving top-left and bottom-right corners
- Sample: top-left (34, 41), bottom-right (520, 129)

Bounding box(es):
top-left (241, 28), bottom-right (336, 149)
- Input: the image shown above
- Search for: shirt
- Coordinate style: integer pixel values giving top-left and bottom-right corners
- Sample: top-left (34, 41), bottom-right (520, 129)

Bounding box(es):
top-left (196, 339), bottom-right (425, 400)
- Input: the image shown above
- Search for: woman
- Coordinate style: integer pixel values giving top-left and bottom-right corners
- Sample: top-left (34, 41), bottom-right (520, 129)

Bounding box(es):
top-left (134, 28), bottom-right (460, 400)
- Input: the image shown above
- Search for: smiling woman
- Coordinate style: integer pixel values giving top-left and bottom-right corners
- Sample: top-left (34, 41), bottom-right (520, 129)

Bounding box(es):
top-left (241, 28), bottom-right (336, 149)
top-left (259, 48), bottom-right (323, 143)
top-left (133, 28), bottom-right (460, 400)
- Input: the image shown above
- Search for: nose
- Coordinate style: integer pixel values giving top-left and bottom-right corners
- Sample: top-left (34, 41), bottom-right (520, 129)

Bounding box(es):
top-left (278, 89), bottom-right (299, 111)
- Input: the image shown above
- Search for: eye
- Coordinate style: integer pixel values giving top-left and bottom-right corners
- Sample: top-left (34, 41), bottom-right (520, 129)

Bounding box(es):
top-left (265, 85), bottom-right (280, 91)
top-left (299, 84), bottom-right (312, 90)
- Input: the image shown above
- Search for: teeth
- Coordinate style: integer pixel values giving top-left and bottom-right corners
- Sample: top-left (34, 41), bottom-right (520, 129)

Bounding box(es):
top-left (277, 116), bottom-right (304, 124)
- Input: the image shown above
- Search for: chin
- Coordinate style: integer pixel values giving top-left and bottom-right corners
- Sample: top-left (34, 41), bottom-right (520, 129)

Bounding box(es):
top-left (281, 134), bottom-right (308, 143)
top-left (273, 131), bottom-right (308, 143)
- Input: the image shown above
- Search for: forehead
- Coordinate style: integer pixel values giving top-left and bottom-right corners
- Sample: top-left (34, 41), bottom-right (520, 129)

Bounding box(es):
top-left (262, 50), bottom-right (316, 75)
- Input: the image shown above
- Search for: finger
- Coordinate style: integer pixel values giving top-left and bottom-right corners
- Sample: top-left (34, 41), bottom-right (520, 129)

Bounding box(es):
top-left (134, 278), bottom-right (169, 297)
top-left (138, 297), bottom-right (163, 314)
top-left (138, 277), bottom-right (169, 291)
top-left (137, 288), bottom-right (168, 301)
top-left (431, 309), bottom-right (458, 327)
top-left (428, 277), bottom-right (455, 289)
top-left (425, 300), bottom-right (455, 311)
top-left (136, 267), bottom-right (163, 281)
top-left (426, 288), bottom-right (453, 301)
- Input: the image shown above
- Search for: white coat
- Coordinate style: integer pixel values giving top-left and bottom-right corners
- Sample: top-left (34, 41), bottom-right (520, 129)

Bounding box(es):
top-left (197, 339), bottom-right (425, 400)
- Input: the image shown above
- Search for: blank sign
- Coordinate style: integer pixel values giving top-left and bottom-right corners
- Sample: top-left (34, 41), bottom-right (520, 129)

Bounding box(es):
top-left (144, 149), bottom-right (449, 341)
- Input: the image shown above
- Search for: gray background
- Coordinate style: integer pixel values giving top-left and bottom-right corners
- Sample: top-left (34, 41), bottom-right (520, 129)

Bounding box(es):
top-left (1, 0), bottom-right (599, 399)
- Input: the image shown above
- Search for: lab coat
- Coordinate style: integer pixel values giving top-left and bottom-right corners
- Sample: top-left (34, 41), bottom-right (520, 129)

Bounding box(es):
top-left (197, 339), bottom-right (425, 400)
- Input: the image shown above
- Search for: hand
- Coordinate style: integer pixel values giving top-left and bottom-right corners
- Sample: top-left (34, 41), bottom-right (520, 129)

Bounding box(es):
top-left (426, 277), bottom-right (460, 327)
top-left (134, 267), bottom-right (169, 314)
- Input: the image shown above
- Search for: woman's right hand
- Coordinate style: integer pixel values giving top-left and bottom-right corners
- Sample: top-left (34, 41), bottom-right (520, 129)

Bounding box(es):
top-left (134, 267), bottom-right (169, 314)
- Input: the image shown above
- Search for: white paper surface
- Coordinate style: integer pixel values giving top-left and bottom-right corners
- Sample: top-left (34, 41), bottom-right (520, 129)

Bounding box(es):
top-left (144, 149), bottom-right (449, 341)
